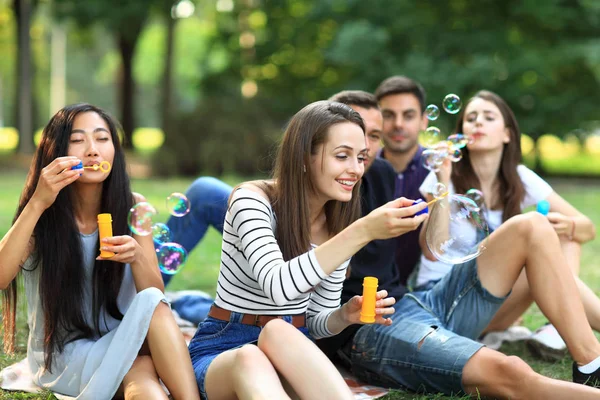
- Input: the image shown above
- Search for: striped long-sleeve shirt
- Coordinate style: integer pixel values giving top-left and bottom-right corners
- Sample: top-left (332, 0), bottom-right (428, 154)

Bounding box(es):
top-left (213, 188), bottom-right (349, 339)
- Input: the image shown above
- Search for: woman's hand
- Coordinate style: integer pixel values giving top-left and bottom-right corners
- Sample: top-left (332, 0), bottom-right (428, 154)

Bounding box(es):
top-left (97, 235), bottom-right (143, 264)
top-left (341, 290), bottom-right (396, 326)
top-left (362, 197), bottom-right (428, 241)
top-left (546, 212), bottom-right (575, 237)
top-left (31, 157), bottom-right (82, 211)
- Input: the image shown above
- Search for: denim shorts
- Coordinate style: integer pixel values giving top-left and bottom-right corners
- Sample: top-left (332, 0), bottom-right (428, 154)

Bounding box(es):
top-left (188, 311), bottom-right (310, 399)
top-left (349, 258), bottom-right (508, 395)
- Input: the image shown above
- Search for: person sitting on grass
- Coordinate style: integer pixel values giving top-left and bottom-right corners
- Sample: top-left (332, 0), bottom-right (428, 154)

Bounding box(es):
top-left (416, 89), bottom-right (598, 361)
top-left (317, 89), bottom-right (600, 399)
top-left (188, 100), bottom-right (429, 400)
top-left (0, 104), bottom-right (200, 400)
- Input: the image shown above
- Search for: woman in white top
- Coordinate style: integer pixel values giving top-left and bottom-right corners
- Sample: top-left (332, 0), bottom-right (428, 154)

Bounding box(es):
top-left (417, 90), bottom-right (598, 344)
top-left (188, 100), bottom-right (429, 400)
top-left (1, 104), bottom-right (200, 399)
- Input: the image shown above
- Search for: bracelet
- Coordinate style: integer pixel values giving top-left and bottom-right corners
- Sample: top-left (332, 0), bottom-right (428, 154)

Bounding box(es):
top-left (569, 218), bottom-right (576, 241)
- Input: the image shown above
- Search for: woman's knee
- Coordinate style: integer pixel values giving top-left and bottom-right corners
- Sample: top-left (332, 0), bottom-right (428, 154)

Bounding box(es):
top-left (510, 212), bottom-right (554, 243)
top-left (257, 319), bottom-right (299, 350)
top-left (233, 344), bottom-right (268, 374)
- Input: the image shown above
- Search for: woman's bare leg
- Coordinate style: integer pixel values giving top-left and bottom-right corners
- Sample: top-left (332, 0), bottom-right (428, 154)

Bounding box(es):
top-left (119, 355), bottom-right (169, 400)
top-left (204, 344), bottom-right (291, 400)
top-left (146, 302), bottom-right (200, 400)
top-left (257, 319), bottom-right (353, 400)
top-left (476, 212), bottom-right (600, 365)
top-left (483, 270), bottom-right (533, 332)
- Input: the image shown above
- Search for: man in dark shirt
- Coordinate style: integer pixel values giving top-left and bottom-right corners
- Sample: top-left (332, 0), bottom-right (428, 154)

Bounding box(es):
top-left (375, 76), bottom-right (431, 285)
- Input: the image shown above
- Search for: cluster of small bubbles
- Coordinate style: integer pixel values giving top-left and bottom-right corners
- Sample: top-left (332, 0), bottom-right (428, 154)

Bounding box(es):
top-left (157, 242), bottom-right (188, 275)
top-left (422, 132), bottom-right (473, 171)
top-left (425, 104), bottom-right (440, 121)
top-left (166, 193), bottom-right (191, 217)
top-left (447, 133), bottom-right (469, 149)
top-left (443, 94), bottom-right (462, 114)
top-left (425, 194), bottom-right (489, 264)
top-left (128, 202), bottom-right (158, 236)
top-left (152, 222), bottom-right (172, 245)
top-left (419, 126), bottom-right (442, 148)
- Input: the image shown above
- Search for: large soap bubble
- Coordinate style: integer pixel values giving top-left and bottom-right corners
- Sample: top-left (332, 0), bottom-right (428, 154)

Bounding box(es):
top-left (425, 194), bottom-right (489, 264)
top-left (128, 202), bottom-right (158, 236)
top-left (157, 242), bottom-right (188, 275)
top-left (166, 192), bottom-right (191, 217)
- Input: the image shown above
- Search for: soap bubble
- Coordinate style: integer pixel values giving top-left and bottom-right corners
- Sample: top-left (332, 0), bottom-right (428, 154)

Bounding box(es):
top-left (422, 149), bottom-right (440, 171)
top-left (128, 202), bottom-right (158, 236)
top-left (443, 94), bottom-right (462, 114)
top-left (157, 242), bottom-right (188, 275)
top-left (166, 193), bottom-right (191, 217)
top-left (465, 189), bottom-right (484, 209)
top-left (450, 148), bottom-right (463, 162)
top-left (152, 223), bottom-right (172, 244)
top-left (425, 104), bottom-right (440, 121)
top-left (419, 126), bottom-right (442, 148)
top-left (433, 182), bottom-right (447, 199)
top-left (425, 194), bottom-right (489, 264)
top-left (447, 133), bottom-right (469, 149)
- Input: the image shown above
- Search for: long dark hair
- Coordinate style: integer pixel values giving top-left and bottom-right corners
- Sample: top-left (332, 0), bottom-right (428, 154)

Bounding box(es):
top-left (451, 90), bottom-right (525, 221)
top-left (2, 103), bottom-right (134, 372)
top-left (263, 101), bottom-right (365, 261)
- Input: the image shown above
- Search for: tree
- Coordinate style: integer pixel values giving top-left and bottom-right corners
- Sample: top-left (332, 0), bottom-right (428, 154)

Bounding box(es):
top-left (14, 0), bottom-right (34, 154)
top-left (54, 0), bottom-right (153, 148)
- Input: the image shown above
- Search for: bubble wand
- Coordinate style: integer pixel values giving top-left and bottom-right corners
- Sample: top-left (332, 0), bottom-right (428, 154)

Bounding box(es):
top-left (71, 161), bottom-right (112, 173)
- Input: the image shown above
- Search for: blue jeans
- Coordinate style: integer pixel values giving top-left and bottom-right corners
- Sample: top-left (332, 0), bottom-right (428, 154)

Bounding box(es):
top-left (349, 259), bottom-right (507, 395)
top-left (189, 312), bottom-right (310, 399)
top-left (160, 176), bottom-right (232, 286)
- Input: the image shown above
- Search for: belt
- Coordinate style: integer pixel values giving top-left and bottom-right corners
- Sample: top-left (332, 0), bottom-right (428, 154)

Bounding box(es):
top-left (208, 305), bottom-right (306, 328)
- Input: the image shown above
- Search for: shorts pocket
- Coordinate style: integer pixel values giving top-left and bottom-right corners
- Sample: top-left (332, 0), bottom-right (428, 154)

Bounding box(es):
top-left (189, 317), bottom-right (232, 344)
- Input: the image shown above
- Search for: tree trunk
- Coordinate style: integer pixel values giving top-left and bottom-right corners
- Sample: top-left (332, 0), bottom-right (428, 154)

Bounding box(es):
top-left (117, 32), bottom-right (138, 150)
top-left (160, 14), bottom-right (176, 135)
top-left (15, 0), bottom-right (34, 154)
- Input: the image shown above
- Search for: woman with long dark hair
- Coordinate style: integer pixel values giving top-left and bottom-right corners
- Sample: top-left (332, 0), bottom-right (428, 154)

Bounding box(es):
top-left (188, 100), bottom-right (429, 399)
top-left (1, 104), bottom-right (199, 399)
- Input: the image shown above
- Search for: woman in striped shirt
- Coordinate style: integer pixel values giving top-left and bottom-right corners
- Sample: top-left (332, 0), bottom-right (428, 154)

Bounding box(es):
top-left (188, 100), bottom-right (429, 399)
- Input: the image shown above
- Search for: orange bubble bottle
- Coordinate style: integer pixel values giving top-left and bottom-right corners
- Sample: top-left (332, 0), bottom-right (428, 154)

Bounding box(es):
top-left (360, 277), bottom-right (378, 323)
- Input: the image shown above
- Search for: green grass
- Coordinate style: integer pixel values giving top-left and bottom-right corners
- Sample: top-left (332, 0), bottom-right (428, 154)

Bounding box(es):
top-left (1, 172), bottom-right (600, 399)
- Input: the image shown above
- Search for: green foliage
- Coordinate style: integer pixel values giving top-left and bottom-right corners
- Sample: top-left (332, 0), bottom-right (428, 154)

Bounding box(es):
top-left (4, 1), bottom-right (600, 173)
top-left (151, 96), bottom-right (279, 177)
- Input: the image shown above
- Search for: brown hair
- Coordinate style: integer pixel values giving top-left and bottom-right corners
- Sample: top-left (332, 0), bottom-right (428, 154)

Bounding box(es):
top-left (328, 90), bottom-right (379, 110)
top-left (451, 90), bottom-right (525, 221)
top-left (374, 76), bottom-right (426, 112)
top-left (262, 101), bottom-right (365, 261)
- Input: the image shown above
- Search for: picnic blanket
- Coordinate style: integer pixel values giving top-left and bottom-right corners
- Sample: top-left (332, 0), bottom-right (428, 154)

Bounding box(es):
top-left (1, 291), bottom-right (390, 399)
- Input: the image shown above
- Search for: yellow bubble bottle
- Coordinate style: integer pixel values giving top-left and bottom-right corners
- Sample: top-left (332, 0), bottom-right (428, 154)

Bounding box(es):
top-left (360, 277), bottom-right (378, 323)
top-left (97, 213), bottom-right (115, 258)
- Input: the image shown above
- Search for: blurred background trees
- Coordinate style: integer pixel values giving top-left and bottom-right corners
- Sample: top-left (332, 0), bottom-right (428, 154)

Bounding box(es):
top-left (2, 0), bottom-right (600, 176)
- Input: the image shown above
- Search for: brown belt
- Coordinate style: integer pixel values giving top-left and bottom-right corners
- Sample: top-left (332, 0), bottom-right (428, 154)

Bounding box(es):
top-left (208, 305), bottom-right (306, 328)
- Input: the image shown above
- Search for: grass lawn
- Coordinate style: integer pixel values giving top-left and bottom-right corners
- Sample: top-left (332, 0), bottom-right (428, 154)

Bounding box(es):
top-left (1, 171), bottom-right (600, 399)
